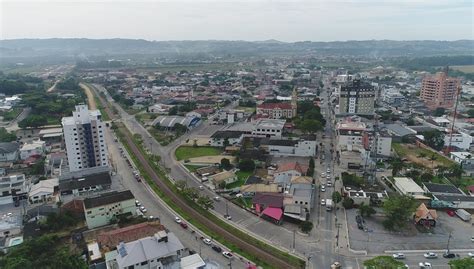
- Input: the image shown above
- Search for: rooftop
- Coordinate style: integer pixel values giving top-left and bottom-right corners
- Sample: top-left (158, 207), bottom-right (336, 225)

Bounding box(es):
top-left (84, 190), bottom-right (134, 209)
top-left (450, 152), bottom-right (473, 159)
top-left (423, 183), bottom-right (463, 195)
top-left (210, 130), bottom-right (245, 139)
top-left (98, 221), bottom-right (164, 249)
top-left (393, 177), bottom-right (425, 194)
top-left (276, 162), bottom-right (308, 174)
top-left (59, 171), bottom-right (111, 192)
top-left (252, 192), bottom-right (284, 208)
top-left (254, 119), bottom-right (286, 129)
top-left (0, 142), bottom-right (19, 154)
top-left (257, 102), bottom-right (293, 110)
top-left (180, 254), bottom-right (206, 269)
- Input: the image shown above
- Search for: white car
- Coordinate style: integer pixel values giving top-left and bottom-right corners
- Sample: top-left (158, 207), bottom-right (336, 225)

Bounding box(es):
top-left (392, 253), bottom-right (405, 259)
top-left (135, 200), bottom-right (141, 207)
top-left (471, 236), bottom-right (474, 242)
top-left (423, 252), bottom-right (437, 259)
top-left (175, 217), bottom-right (182, 224)
top-left (327, 181), bottom-right (332, 187)
top-left (139, 206), bottom-right (147, 213)
top-left (214, 196), bottom-right (220, 201)
top-left (326, 175), bottom-right (331, 179)
top-left (418, 262), bottom-right (432, 268)
top-left (468, 252), bottom-right (474, 257)
top-left (321, 199), bottom-right (326, 206)
top-left (326, 169), bottom-right (330, 173)
top-left (321, 186), bottom-right (326, 192)
top-left (202, 238), bottom-right (212, 245)
top-left (321, 172), bottom-right (326, 177)
top-left (222, 251), bottom-right (233, 259)
top-left (198, 185), bottom-right (204, 190)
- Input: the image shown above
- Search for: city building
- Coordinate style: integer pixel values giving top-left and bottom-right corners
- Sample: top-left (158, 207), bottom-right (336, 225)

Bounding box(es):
top-left (256, 88), bottom-right (297, 119)
top-left (0, 142), bottom-right (19, 163)
top-left (209, 130), bottom-right (244, 147)
top-left (263, 138), bottom-right (317, 157)
top-left (336, 120), bottom-right (366, 151)
top-left (362, 131), bottom-right (392, 157)
top-left (444, 132), bottom-right (472, 151)
top-left (105, 231), bottom-right (185, 269)
top-left (420, 71), bottom-right (461, 110)
top-left (0, 214), bottom-right (22, 239)
top-left (19, 140), bottom-right (46, 160)
top-left (272, 162), bottom-right (309, 186)
top-left (28, 178), bottom-right (59, 204)
top-left (393, 177), bottom-right (426, 198)
top-left (449, 152), bottom-right (474, 169)
top-left (180, 254), bottom-right (206, 269)
top-left (338, 79), bottom-right (375, 115)
top-left (0, 174), bottom-right (26, 205)
top-left (413, 203), bottom-right (437, 227)
top-left (152, 115), bottom-right (201, 130)
top-left (251, 119), bottom-right (286, 139)
top-left (59, 169), bottom-right (112, 196)
top-left (83, 190), bottom-right (136, 229)
top-left (62, 105), bottom-right (108, 172)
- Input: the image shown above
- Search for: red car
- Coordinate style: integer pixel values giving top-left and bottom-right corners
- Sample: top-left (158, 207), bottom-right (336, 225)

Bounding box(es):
top-left (180, 222), bottom-right (188, 229)
top-left (446, 210), bottom-right (455, 217)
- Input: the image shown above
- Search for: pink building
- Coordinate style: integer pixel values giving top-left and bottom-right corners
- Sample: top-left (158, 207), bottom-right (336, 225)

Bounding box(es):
top-left (420, 71), bottom-right (461, 110)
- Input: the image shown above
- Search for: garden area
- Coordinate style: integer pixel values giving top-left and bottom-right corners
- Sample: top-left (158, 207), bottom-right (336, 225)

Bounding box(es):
top-left (225, 170), bottom-right (253, 189)
top-left (175, 146), bottom-right (223, 161)
top-left (392, 143), bottom-right (454, 168)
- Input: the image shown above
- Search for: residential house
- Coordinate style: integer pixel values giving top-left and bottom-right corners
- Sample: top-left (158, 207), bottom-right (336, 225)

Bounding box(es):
top-left (105, 231), bottom-right (185, 269)
top-left (467, 185), bottom-right (474, 197)
top-left (83, 190), bottom-right (136, 229)
top-left (0, 142), bottom-right (19, 163)
top-left (59, 171), bottom-right (112, 196)
top-left (19, 140), bottom-right (46, 160)
top-left (97, 221), bottom-right (164, 250)
top-left (210, 170), bottom-right (237, 187)
top-left (28, 178), bottom-right (59, 204)
top-left (413, 203), bottom-right (437, 227)
top-left (209, 130), bottom-right (244, 147)
top-left (252, 192), bottom-right (283, 213)
top-left (194, 166), bottom-right (220, 177)
top-left (0, 174), bottom-right (26, 205)
top-left (272, 162), bottom-right (309, 187)
top-left (449, 152), bottom-right (474, 169)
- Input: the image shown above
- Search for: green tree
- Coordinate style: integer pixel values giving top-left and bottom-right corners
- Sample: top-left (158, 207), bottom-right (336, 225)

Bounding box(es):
top-left (363, 256), bottom-right (405, 269)
top-left (433, 107), bottom-right (446, 117)
top-left (300, 119), bottom-right (323, 134)
top-left (183, 187), bottom-right (199, 200)
top-left (342, 197), bottom-right (355, 209)
top-left (168, 106), bottom-right (178, 115)
top-left (0, 127), bottom-right (16, 142)
top-left (307, 157), bottom-right (315, 176)
top-left (18, 115), bottom-right (48, 128)
top-left (299, 221), bottom-right (313, 233)
top-left (382, 195), bottom-right (417, 231)
top-left (467, 109), bottom-right (474, 118)
top-left (448, 164), bottom-right (464, 178)
top-left (0, 235), bottom-right (87, 269)
top-left (197, 195), bottom-right (214, 210)
top-left (220, 158), bottom-right (231, 170)
top-left (29, 158), bottom-right (45, 175)
top-left (449, 257), bottom-right (474, 269)
top-left (332, 191), bottom-right (342, 203)
top-left (358, 202), bottom-right (376, 217)
top-left (239, 159), bottom-right (255, 172)
top-left (390, 158), bottom-right (404, 176)
top-left (422, 130), bottom-right (445, 150)
top-left (175, 180), bottom-right (187, 191)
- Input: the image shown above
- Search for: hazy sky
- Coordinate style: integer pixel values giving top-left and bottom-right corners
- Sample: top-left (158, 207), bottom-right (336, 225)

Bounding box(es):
top-left (1, 0), bottom-right (473, 41)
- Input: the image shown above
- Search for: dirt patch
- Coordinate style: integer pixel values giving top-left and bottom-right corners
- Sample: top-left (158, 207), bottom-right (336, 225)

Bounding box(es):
top-left (79, 83), bottom-right (97, 110)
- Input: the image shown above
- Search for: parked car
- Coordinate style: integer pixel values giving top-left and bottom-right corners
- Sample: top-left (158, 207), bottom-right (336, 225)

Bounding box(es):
top-left (357, 222), bottom-right (364, 230)
top-left (222, 251), bottom-right (233, 259)
top-left (321, 172), bottom-right (326, 177)
top-left (135, 200), bottom-right (141, 207)
top-left (199, 185), bottom-right (204, 190)
top-left (321, 186), bottom-right (326, 192)
top-left (468, 252), bottom-right (473, 258)
top-left (214, 196), bottom-right (220, 201)
top-left (423, 252), bottom-right (438, 259)
top-left (175, 217), bottom-right (182, 224)
top-left (212, 245), bottom-right (222, 253)
top-left (446, 210), bottom-right (455, 217)
top-left (321, 199), bottom-right (326, 206)
top-left (327, 181), bottom-right (332, 187)
top-left (392, 253), bottom-right (405, 259)
top-left (139, 206), bottom-right (147, 213)
top-left (180, 222), bottom-right (188, 229)
top-left (419, 262), bottom-right (432, 268)
top-left (443, 252), bottom-right (456, 259)
top-left (224, 215), bottom-right (232, 220)
top-left (202, 238), bottom-right (212, 245)
top-left (356, 215), bottom-right (362, 224)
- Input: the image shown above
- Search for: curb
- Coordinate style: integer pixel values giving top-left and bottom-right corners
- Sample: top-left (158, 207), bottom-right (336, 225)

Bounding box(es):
top-left (385, 249), bottom-right (474, 254)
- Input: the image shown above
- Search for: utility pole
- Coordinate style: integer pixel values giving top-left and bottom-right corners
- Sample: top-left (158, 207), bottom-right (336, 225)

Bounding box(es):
top-left (446, 232), bottom-right (452, 253)
top-left (293, 229), bottom-right (296, 250)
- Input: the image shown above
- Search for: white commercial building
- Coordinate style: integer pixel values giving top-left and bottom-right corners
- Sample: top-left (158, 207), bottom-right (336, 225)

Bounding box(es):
top-left (265, 139), bottom-right (317, 157)
top-left (251, 119), bottom-right (286, 139)
top-left (444, 132), bottom-right (472, 151)
top-left (449, 152), bottom-right (474, 168)
top-left (28, 178), bottom-right (58, 204)
top-left (0, 174), bottom-right (26, 205)
top-left (393, 177), bottom-right (425, 197)
top-left (62, 105), bottom-right (108, 172)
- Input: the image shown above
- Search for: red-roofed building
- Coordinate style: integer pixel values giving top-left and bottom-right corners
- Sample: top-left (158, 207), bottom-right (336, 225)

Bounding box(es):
top-left (97, 221), bottom-right (164, 250)
top-left (252, 192), bottom-right (284, 213)
top-left (272, 162), bottom-right (309, 186)
top-left (256, 89), bottom-right (298, 119)
top-left (261, 207), bottom-right (283, 224)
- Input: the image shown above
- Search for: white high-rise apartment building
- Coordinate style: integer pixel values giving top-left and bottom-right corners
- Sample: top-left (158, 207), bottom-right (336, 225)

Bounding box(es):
top-left (62, 105), bottom-right (108, 172)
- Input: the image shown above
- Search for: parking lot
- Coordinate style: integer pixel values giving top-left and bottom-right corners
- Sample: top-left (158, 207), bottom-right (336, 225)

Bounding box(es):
top-left (347, 208), bottom-right (473, 253)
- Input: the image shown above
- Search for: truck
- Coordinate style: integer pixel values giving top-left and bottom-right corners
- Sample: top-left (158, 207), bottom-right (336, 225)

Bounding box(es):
top-left (455, 209), bottom-right (472, 221)
top-left (326, 199), bottom-right (333, 211)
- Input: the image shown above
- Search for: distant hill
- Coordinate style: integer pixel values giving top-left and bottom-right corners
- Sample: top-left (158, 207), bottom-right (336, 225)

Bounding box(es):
top-left (0, 38), bottom-right (473, 61)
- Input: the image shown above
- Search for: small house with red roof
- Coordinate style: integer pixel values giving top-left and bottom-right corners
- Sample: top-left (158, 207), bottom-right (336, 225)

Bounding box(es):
top-left (272, 162), bottom-right (309, 186)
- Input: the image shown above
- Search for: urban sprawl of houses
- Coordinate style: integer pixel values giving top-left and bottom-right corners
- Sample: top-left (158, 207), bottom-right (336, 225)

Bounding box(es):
top-left (0, 59), bottom-right (473, 269)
